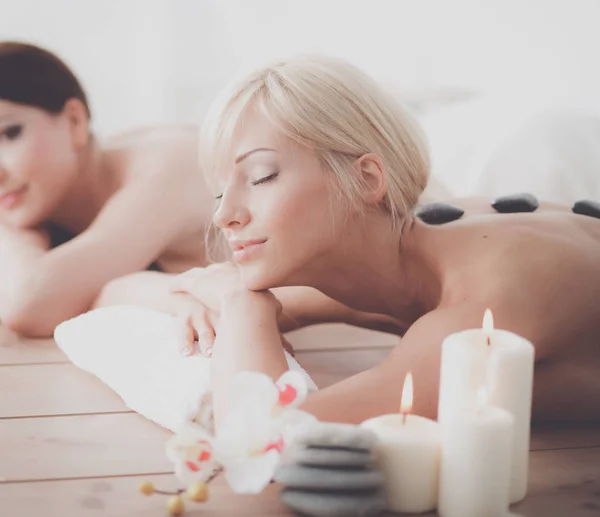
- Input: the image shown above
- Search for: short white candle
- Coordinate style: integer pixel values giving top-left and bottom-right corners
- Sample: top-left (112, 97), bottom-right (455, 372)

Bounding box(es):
top-left (439, 388), bottom-right (514, 517)
top-left (437, 309), bottom-right (534, 503)
top-left (361, 374), bottom-right (440, 514)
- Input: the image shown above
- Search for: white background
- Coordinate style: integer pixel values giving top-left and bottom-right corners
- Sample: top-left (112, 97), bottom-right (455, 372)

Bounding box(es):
top-left (2, 0), bottom-right (599, 135)
top-left (2, 0), bottom-right (600, 199)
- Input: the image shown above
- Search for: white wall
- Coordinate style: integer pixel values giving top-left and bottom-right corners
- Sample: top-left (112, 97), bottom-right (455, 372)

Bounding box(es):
top-left (2, 0), bottom-right (600, 136)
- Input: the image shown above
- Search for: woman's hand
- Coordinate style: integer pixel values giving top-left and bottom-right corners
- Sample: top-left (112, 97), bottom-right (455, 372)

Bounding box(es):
top-left (171, 262), bottom-right (247, 310)
top-left (170, 263), bottom-right (287, 357)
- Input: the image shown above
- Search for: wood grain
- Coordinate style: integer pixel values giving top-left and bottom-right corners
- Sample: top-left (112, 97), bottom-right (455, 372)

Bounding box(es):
top-left (0, 330), bottom-right (66, 365)
top-left (0, 364), bottom-right (128, 418)
top-left (1, 449), bottom-right (598, 517)
top-left (0, 413), bottom-right (171, 482)
top-left (286, 323), bottom-right (400, 352)
top-left (530, 423), bottom-right (600, 451)
top-left (0, 474), bottom-right (288, 517)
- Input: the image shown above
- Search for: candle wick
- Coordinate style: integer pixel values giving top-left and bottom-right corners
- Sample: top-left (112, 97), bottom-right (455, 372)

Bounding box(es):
top-left (402, 411), bottom-right (407, 425)
top-left (486, 335), bottom-right (491, 346)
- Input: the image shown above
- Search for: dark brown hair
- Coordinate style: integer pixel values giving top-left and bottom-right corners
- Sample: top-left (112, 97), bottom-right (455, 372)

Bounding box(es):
top-left (0, 41), bottom-right (91, 118)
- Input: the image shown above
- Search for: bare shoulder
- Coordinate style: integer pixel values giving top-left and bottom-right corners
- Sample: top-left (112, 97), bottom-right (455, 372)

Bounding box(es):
top-left (103, 125), bottom-right (201, 182)
top-left (101, 125), bottom-right (212, 221)
top-left (394, 303), bottom-right (490, 348)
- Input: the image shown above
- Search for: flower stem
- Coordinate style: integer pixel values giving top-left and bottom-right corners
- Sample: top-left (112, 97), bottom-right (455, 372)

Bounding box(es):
top-left (206, 467), bottom-right (224, 484)
top-left (154, 488), bottom-right (185, 496)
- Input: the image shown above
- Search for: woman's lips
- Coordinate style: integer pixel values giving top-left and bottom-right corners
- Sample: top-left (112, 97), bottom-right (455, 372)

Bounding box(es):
top-left (232, 240), bottom-right (267, 263)
top-left (0, 186), bottom-right (27, 209)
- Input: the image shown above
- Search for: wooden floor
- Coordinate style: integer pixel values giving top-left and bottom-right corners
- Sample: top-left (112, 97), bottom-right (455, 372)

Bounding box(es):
top-left (1, 323), bottom-right (599, 517)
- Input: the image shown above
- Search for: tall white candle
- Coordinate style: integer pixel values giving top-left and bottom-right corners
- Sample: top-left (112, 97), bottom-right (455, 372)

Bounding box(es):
top-left (437, 310), bottom-right (534, 503)
top-left (361, 374), bottom-right (441, 514)
top-left (439, 389), bottom-right (514, 517)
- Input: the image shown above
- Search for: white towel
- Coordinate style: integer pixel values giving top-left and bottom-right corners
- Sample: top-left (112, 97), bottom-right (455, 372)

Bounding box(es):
top-left (54, 305), bottom-right (317, 433)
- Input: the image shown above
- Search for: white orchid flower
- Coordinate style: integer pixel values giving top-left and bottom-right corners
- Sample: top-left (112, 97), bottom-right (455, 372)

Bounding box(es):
top-left (166, 370), bottom-right (316, 494)
top-left (214, 369), bottom-right (317, 494)
top-left (165, 423), bottom-right (218, 484)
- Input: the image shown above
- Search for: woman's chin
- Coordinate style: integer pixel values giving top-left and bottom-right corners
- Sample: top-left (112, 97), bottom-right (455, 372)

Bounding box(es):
top-left (1, 207), bottom-right (42, 230)
top-left (239, 263), bottom-right (284, 292)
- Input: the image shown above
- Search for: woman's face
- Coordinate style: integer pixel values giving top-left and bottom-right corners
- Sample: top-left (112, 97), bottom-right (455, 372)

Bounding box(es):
top-left (211, 107), bottom-right (351, 291)
top-left (0, 100), bottom-right (79, 228)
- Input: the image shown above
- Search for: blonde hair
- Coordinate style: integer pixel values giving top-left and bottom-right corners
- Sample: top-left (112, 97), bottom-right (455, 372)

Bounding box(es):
top-left (200, 55), bottom-right (430, 231)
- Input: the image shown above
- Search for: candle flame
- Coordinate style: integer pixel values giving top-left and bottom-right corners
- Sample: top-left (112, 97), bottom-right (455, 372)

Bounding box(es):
top-left (400, 372), bottom-right (413, 415)
top-left (483, 309), bottom-right (494, 333)
top-left (477, 386), bottom-right (488, 410)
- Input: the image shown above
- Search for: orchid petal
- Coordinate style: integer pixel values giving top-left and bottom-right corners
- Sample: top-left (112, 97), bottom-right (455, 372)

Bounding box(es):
top-left (173, 457), bottom-right (217, 484)
top-left (275, 370), bottom-right (308, 409)
top-left (165, 423), bottom-right (218, 484)
top-left (224, 449), bottom-right (281, 494)
top-left (214, 403), bottom-right (277, 463)
top-left (275, 408), bottom-right (318, 446)
top-left (227, 371), bottom-right (279, 413)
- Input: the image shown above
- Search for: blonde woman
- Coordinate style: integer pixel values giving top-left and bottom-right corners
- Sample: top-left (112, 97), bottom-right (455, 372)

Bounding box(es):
top-left (172, 56), bottom-right (600, 426)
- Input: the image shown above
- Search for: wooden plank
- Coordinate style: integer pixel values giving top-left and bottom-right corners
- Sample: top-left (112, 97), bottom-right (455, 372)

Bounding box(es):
top-left (299, 348), bottom-right (392, 388)
top-left (0, 413), bottom-right (172, 482)
top-left (0, 348), bottom-right (390, 418)
top-left (530, 423), bottom-right (600, 451)
top-left (0, 364), bottom-right (128, 418)
top-left (0, 474), bottom-right (290, 517)
top-left (1, 449), bottom-right (598, 517)
top-left (3, 349), bottom-right (595, 450)
top-left (513, 447), bottom-right (600, 517)
top-left (0, 330), bottom-right (66, 365)
top-left (287, 323), bottom-right (400, 352)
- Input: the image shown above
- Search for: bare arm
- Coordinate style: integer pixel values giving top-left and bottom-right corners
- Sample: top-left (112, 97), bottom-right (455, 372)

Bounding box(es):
top-left (2, 158), bottom-right (200, 337)
top-left (300, 300), bottom-right (546, 422)
top-left (211, 290), bottom-right (288, 427)
top-left (0, 225), bottom-right (49, 317)
top-left (273, 286), bottom-right (407, 334)
top-left (209, 296), bottom-right (500, 425)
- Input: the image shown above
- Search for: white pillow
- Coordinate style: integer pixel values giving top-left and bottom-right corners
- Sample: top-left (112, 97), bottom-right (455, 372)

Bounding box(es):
top-left (54, 305), bottom-right (317, 432)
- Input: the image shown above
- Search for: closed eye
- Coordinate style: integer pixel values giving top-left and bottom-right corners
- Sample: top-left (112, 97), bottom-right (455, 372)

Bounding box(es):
top-left (0, 124), bottom-right (23, 141)
top-left (252, 172), bottom-right (279, 186)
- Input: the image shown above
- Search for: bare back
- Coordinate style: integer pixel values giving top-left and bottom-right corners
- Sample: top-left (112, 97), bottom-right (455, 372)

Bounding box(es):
top-left (431, 199), bottom-right (600, 421)
top-left (97, 126), bottom-right (223, 272)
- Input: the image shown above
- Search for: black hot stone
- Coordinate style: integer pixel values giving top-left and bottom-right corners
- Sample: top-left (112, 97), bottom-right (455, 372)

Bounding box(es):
top-left (415, 203), bottom-right (464, 225)
top-left (572, 200), bottom-right (600, 219)
top-left (491, 193), bottom-right (539, 213)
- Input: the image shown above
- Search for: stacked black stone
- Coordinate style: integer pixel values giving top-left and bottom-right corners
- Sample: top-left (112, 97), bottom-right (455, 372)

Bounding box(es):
top-left (276, 423), bottom-right (386, 517)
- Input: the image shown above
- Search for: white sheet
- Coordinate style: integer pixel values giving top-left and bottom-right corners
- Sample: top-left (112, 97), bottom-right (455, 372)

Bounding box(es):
top-left (420, 96), bottom-right (600, 203)
top-left (54, 305), bottom-right (317, 433)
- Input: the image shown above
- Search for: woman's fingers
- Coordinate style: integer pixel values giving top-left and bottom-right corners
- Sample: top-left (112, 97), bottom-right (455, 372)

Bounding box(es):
top-left (176, 310), bottom-right (198, 357)
top-left (189, 305), bottom-right (216, 358)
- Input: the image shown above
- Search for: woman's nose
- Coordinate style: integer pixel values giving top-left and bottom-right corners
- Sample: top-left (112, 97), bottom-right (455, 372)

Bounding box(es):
top-left (213, 190), bottom-right (251, 230)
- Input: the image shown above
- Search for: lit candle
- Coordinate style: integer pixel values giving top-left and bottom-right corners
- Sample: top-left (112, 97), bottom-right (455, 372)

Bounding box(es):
top-left (438, 387), bottom-right (514, 517)
top-left (437, 309), bottom-right (534, 503)
top-left (361, 373), bottom-right (440, 514)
